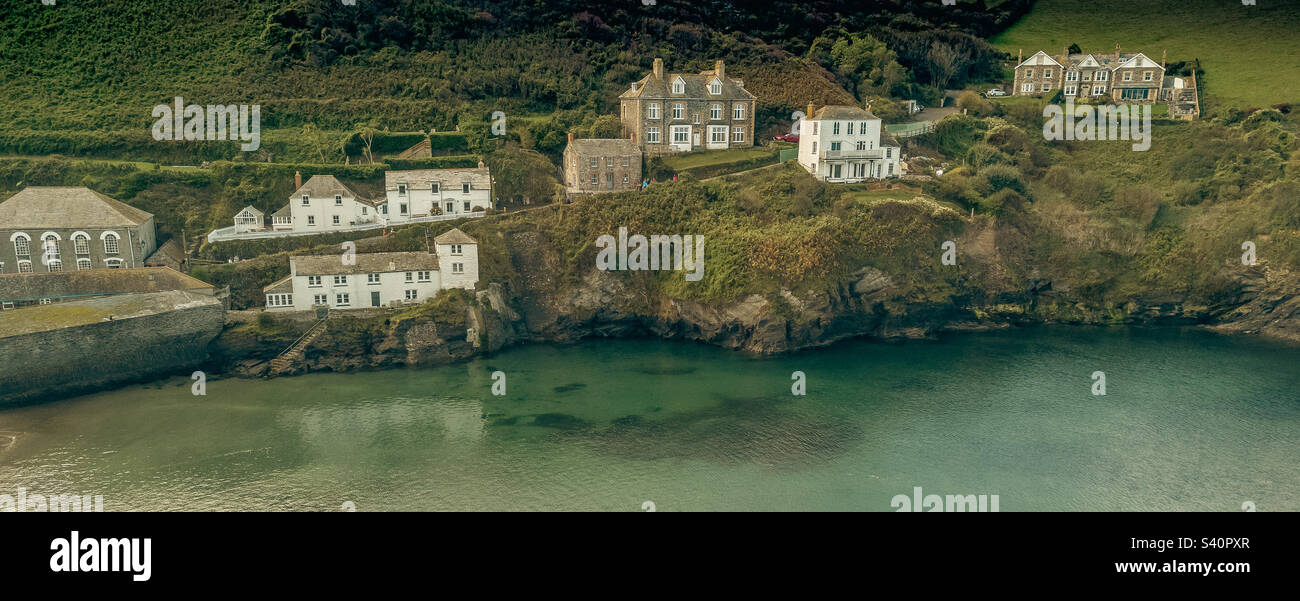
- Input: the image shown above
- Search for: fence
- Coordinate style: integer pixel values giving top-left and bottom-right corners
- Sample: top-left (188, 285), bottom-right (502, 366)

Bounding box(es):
top-left (207, 212), bottom-right (485, 243)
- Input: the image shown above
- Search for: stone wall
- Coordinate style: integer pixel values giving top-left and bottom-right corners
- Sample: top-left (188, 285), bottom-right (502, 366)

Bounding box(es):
top-left (0, 291), bottom-right (225, 406)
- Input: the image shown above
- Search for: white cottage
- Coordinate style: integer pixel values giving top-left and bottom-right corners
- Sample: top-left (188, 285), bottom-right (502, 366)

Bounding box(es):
top-left (262, 227), bottom-right (479, 311)
top-left (285, 174), bottom-right (380, 232)
top-left (381, 165), bottom-right (493, 222)
top-left (797, 103), bottom-right (901, 183)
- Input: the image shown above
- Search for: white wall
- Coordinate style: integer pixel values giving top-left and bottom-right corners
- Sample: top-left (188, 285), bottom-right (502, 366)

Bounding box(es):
top-left (384, 181), bottom-right (492, 223)
top-left (798, 116), bottom-right (900, 182)
top-left (288, 194), bottom-right (376, 232)
top-left (274, 270), bottom-right (443, 311)
top-left (436, 242), bottom-right (478, 290)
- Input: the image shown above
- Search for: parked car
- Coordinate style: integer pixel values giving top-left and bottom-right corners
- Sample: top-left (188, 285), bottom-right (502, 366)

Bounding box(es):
top-left (774, 134), bottom-right (799, 143)
top-left (985, 88), bottom-right (1007, 98)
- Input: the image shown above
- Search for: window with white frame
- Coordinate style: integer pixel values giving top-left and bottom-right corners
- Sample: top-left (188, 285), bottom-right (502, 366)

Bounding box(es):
top-left (332, 215), bottom-right (340, 225)
top-left (18, 260), bottom-right (33, 273)
top-left (732, 127), bottom-right (744, 142)
top-left (847, 122), bottom-right (855, 135)
top-left (405, 289), bottom-right (418, 300)
top-left (73, 234), bottom-right (89, 255)
top-left (452, 263), bottom-right (464, 274)
top-left (711, 127), bottom-right (726, 143)
top-left (622, 156), bottom-right (629, 168)
top-left (1094, 85), bottom-right (1107, 96)
top-left (76, 258), bottom-right (91, 271)
top-left (606, 157), bottom-right (613, 168)
top-left (1025, 69), bottom-right (1034, 78)
top-left (46, 259), bottom-right (61, 272)
top-left (709, 79), bottom-right (721, 95)
top-left (1143, 71), bottom-right (1153, 81)
top-left (733, 104), bottom-right (745, 120)
top-left (589, 157), bottom-right (598, 169)
top-left (672, 103), bottom-right (684, 120)
top-left (405, 271), bottom-right (414, 282)
top-left (1044, 69), bottom-right (1053, 78)
top-left (647, 127), bottom-right (660, 143)
top-left (313, 294), bottom-right (328, 305)
top-left (1096, 71), bottom-right (1108, 81)
top-left (1067, 70), bottom-right (1078, 81)
top-left (1123, 71), bottom-right (1132, 81)
top-left (417, 271), bottom-right (431, 282)
top-left (431, 182), bottom-right (439, 193)
top-left (307, 215), bottom-right (315, 226)
top-left (266, 294), bottom-right (293, 308)
top-left (672, 126), bottom-right (689, 144)
top-left (335, 293), bottom-right (350, 306)
top-left (104, 258), bottom-right (123, 269)
top-left (302, 195), bottom-right (310, 206)
top-left (832, 122), bottom-right (840, 135)
top-left (830, 141), bottom-right (841, 151)
top-left (856, 141), bottom-right (866, 151)
top-left (647, 103), bottom-right (660, 119)
top-left (450, 244), bottom-right (463, 255)
top-left (308, 276), bottom-right (322, 287)
top-left (1022, 82), bottom-right (1034, 93)
top-left (103, 233), bottom-right (119, 254)
top-left (367, 273), bottom-right (380, 284)
top-left (462, 183), bottom-right (471, 194)
top-left (398, 184), bottom-right (407, 196)
top-left (591, 173), bottom-right (599, 185)
top-left (334, 195), bottom-right (342, 206)
top-left (333, 275), bottom-right (348, 285)
top-left (13, 234), bottom-right (30, 257)
top-left (41, 235), bottom-right (59, 261)
top-left (1041, 83), bottom-right (1051, 92)
top-left (1065, 85), bottom-right (1077, 95)
top-left (710, 104), bottom-right (722, 120)
top-left (672, 78), bottom-right (684, 94)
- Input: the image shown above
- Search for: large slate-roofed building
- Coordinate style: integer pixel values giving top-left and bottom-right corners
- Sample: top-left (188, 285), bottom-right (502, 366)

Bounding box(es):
top-left (0, 186), bottom-right (159, 274)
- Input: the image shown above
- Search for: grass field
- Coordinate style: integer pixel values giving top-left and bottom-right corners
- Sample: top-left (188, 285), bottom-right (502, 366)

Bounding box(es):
top-left (991, 0), bottom-right (1300, 109)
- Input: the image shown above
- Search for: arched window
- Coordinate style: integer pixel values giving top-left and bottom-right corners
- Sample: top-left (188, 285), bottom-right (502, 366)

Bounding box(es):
top-left (103, 232), bottom-right (120, 255)
top-left (41, 233), bottom-right (61, 262)
top-left (17, 260), bottom-right (33, 273)
top-left (76, 258), bottom-right (92, 271)
top-left (11, 233), bottom-right (30, 257)
top-left (72, 232), bottom-right (90, 255)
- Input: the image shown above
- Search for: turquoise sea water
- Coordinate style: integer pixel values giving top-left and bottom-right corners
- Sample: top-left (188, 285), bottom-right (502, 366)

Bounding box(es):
top-left (1, 326), bottom-right (1296, 511)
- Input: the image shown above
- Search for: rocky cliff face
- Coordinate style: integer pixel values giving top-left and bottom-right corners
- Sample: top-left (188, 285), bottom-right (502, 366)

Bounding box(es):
top-left (211, 240), bottom-right (1300, 380)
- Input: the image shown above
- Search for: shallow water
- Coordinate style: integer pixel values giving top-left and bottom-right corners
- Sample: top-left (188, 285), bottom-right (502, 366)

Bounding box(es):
top-left (1, 326), bottom-right (1296, 511)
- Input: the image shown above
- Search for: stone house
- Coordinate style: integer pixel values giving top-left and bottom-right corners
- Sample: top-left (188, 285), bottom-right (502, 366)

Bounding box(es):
top-left (797, 104), bottom-right (901, 182)
top-left (0, 186), bottom-right (159, 274)
top-left (262, 227), bottom-right (478, 311)
top-left (562, 135), bottom-right (643, 194)
top-left (619, 58), bottom-right (757, 155)
top-left (1013, 46), bottom-right (1167, 104)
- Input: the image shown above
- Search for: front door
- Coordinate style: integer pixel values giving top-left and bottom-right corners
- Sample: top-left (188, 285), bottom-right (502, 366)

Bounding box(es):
top-left (371, 291), bottom-right (380, 307)
top-left (692, 131), bottom-right (701, 148)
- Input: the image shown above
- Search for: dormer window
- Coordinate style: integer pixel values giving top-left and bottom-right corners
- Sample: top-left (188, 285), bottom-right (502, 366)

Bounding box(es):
top-left (671, 77), bottom-right (685, 94)
top-left (462, 183), bottom-right (471, 194)
top-left (709, 78), bottom-right (722, 95)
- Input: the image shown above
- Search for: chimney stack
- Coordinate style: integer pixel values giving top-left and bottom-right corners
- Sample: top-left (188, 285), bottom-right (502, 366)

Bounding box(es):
top-left (630, 131), bottom-right (636, 143)
top-left (1062, 46), bottom-right (1068, 62)
top-left (567, 132), bottom-right (574, 144)
top-left (478, 159), bottom-right (485, 169)
top-left (807, 102), bottom-right (815, 119)
top-left (1161, 49), bottom-right (1167, 68)
top-left (715, 59), bottom-right (725, 79)
top-left (294, 171), bottom-right (302, 189)
top-left (1115, 43), bottom-right (1121, 65)
top-left (1018, 48), bottom-right (1023, 63)
top-left (653, 58), bottom-right (664, 80)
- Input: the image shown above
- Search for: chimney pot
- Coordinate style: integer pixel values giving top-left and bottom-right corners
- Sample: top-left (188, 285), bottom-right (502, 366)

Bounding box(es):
top-left (653, 58), bottom-right (664, 80)
top-left (295, 171), bottom-right (302, 189)
top-left (715, 59), bottom-right (725, 79)
top-left (567, 132), bottom-right (574, 143)
top-left (478, 159), bottom-right (485, 169)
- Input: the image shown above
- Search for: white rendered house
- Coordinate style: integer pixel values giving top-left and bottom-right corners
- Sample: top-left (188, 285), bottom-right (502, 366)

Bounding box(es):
top-left (797, 104), bottom-right (901, 183)
top-left (381, 164), bottom-right (493, 223)
top-left (285, 174), bottom-right (380, 232)
top-left (262, 227), bottom-right (479, 311)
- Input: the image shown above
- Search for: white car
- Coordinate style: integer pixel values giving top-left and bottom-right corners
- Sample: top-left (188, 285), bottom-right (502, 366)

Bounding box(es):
top-left (985, 88), bottom-right (1007, 98)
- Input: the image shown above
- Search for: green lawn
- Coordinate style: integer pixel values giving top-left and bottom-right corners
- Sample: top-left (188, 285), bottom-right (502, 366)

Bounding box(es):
top-left (992, 0), bottom-right (1300, 109)
top-left (660, 146), bottom-right (777, 171)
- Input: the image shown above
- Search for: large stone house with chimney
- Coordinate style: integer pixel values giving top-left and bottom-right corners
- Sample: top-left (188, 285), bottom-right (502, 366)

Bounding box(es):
top-left (619, 58), bottom-right (757, 155)
top-left (0, 187), bottom-right (161, 274)
top-left (562, 134), bottom-right (643, 195)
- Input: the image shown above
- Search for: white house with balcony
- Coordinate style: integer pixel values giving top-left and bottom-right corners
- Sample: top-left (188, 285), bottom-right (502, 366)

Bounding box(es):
top-left (262, 227), bottom-right (479, 311)
top-left (381, 164), bottom-right (493, 222)
top-left (797, 104), bottom-right (901, 183)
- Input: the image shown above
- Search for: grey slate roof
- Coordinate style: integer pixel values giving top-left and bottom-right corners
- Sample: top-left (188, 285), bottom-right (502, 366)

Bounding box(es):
top-left (433, 227), bottom-right (476, 246)
top-left (0, 266), bottom-right (213, 303)
top-left (290, 175), bottom-right (360, 200)
top-left (291, 251), bottom-right (440, 276)
top-left (810, 105), bottom-right (879, 121)
top-left (384, 168), bottom-right (492, 193)
top-left (619, 62), bottom-right (756, 100)
top-left (0, 187), bottom-right (153, 229)
top-left (566, 138), bottom-right (641, 156)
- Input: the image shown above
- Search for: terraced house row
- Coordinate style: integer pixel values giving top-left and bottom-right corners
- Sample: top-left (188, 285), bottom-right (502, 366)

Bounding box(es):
top-left (1012, 45), bottom-right (1200, 118)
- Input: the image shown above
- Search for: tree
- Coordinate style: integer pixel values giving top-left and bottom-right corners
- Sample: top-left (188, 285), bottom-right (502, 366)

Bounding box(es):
top-left (926, 41), bottom-right (964, 89)
top-left (483, 144), bottom-right (559, 206)
top-left (818, 33), bottom-right (908, 99)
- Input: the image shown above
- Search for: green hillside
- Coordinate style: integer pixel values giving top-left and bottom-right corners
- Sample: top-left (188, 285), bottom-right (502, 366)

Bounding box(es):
top-left (992, 0), bottom-right (1300, 109)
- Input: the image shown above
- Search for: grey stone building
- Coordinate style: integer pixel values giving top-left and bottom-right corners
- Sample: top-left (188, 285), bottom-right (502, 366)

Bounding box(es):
top-left (619, 58), bottom-right (757, 155)
top-left (1012, 46), bottom-right (1168, 105)
top-left (562, 135), bottom-right (643, 194)
top-left (0, 187), bottom-right (159, 274)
